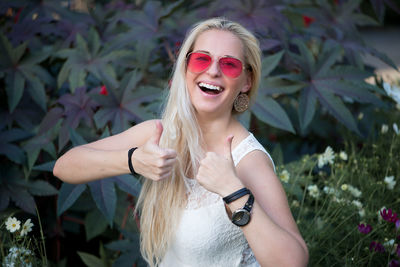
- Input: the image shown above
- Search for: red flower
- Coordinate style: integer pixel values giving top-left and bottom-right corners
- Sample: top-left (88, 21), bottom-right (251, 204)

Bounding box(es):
top-left (302, 15), bottom-right (315, 27)
top-left (380, 208), bottom-right (398, 223)
top-left (333, 0), bottom-right (339, 5)
top-left (100, 85), bottom-right (108, 95)
top-left (357, 223), bottom-right (372, 234)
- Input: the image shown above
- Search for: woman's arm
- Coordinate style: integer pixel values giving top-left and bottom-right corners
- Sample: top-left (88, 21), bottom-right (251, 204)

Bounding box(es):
top-left (196, 136), bottom-right (308, 266)
top-left (231, 150), bottom-right (309, 266)
top-left (53, 120), bottom-right (177, 184)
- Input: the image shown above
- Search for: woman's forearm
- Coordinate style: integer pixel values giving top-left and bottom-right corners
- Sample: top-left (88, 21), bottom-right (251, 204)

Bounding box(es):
top-left (53, 146), bottom-right (129, 184)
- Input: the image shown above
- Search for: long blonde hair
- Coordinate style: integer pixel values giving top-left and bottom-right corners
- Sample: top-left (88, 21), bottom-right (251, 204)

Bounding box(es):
top-left (135, 17), bottom-right (261, 266)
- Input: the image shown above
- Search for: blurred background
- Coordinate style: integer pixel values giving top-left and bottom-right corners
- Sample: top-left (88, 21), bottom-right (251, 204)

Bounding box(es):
top-left (1, 0), bottom-right (399, 266)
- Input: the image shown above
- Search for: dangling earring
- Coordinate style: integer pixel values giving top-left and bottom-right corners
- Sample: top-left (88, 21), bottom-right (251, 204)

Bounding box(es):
top-left (234, 93), bottom-right (250, 113)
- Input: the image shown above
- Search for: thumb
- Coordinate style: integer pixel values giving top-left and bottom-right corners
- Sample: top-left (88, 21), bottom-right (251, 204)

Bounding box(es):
top-left (150, 120), bottom-right (163, 145)
top-left (224, 135), bottom-right (234, 161)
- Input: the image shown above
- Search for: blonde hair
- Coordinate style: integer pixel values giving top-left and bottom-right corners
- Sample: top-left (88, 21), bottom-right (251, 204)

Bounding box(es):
top-left (135, 17), bottom-right (261, 266)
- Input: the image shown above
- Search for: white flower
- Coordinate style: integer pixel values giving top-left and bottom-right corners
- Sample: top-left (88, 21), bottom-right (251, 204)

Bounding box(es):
top-left (383, 82), bottom-right (400, 105)
top-left (5, 217), bottom-right (21, 233)
top-left (381, 124), bottom-right (389, 134)
top-left (291, 200), bottom-right (300, 207)
top-left (20, 219), bottom-right (34, 237)
top-left (357, 113), bottom-right (364, 120)
top-left (348, 185), bottom-right (362, 198)
top-left (279, 170), bottom-right (290, 183)
top-left (358, 208), bottom-right (365, 218)
top-left (352, 200), bottom-right (363, 209)
top-left (318, 146), bottom-right (335, 168)
top-left (393, 123), bottom-right (399, 135)
top-left (307, 184), bottom-right (320, 198)
top-left (323, 186), bottom-right (335, 195)
top-left (341, 184), bottom-right (348, 191)
top-left (384, 176), bottom-right (396, 190)
top-left (339, 151), bottom-right (348, 161)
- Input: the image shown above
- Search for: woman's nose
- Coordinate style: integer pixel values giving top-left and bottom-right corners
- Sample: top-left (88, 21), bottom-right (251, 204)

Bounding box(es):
top-left (205, 59), bottom-right (221, 77)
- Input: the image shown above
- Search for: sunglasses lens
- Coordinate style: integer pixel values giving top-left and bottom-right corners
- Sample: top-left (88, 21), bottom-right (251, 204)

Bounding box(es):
top-left (187, 53), bottom-right (212, 73)
top-left (219, 57), bottom-right (243, 78)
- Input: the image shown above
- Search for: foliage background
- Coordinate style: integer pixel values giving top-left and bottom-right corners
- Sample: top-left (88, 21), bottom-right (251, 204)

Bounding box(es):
top-left (0, 0), bottom-right (399, 266)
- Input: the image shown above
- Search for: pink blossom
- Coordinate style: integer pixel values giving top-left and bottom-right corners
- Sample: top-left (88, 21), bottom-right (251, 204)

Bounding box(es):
top-left (357, 223), bottom-right (372, 234)
top-left (380, 208), bottom-right (398, 223)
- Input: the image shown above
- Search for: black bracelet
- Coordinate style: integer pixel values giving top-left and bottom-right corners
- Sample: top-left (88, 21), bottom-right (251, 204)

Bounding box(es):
top-left (128, 147), bottom-right (138, 176)
top-left (223, 188), bottom-right (250, 204)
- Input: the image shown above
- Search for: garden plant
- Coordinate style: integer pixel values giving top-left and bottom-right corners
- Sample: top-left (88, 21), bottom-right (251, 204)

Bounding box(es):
top-left (0, 0), bottom-right (399, 266)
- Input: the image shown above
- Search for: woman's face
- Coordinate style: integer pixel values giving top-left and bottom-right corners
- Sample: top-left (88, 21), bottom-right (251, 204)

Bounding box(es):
top-left (185, 29), bottom-right (251, 118)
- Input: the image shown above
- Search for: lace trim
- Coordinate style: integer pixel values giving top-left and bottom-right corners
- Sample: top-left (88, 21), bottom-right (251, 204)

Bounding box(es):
top-left (184, 177), bottom-right (221, 210)
top-left (232, 133), bottom-right (276, 172)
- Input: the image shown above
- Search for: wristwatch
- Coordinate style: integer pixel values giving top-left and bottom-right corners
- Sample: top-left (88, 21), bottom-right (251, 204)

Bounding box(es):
top-left (231, 192), bottom-right (254, 227)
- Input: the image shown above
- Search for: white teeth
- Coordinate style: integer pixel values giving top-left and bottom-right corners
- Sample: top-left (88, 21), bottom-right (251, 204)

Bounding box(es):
top-left (199, 82), bottom-right (222, 91)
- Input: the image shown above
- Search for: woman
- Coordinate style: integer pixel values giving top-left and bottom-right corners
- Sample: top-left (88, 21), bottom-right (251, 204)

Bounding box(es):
top-left (53, 18), bottom-right (308, 266)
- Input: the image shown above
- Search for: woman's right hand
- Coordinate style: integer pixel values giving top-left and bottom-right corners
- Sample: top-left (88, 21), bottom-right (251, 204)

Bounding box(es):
top-left (131, 120), bottom-right (177, 181)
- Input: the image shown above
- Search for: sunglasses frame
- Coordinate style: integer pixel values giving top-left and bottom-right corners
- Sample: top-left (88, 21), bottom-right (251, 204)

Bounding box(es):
top-left (186, 51), bottom-right (247, 78)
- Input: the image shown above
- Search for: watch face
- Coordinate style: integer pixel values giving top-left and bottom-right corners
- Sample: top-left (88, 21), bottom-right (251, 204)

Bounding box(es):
top-left (232, 209), bottom-right (250, 226)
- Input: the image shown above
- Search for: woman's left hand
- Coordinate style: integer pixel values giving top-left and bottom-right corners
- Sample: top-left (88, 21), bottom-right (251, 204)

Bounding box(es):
top-left (196, 135), bottom-right (244, 197)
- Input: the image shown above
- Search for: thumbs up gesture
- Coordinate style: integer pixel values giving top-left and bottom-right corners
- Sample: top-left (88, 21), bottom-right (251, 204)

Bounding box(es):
top-left (131, 120), bottom-right (177, 181)
top-left (196, 135), bottom-right (244, 196)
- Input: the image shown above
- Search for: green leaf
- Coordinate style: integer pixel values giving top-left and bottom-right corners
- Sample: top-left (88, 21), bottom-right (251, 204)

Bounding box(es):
top-left (261, 77), bottom-right (304, 95)
top-left (77, 251), bottom-right (104, 267)
top-left (33, 161), bottom-right (56, 172)
top-left (292, 39), bottom-right (315, 74)
top-left (0, 143), bottom-right (25, 164)
top-left (252, 95), bottom-right (295, 133)
top-left (70, 129), bottom-right (88, 147)
top-left (314, 80), bottom-right (384, 106)
top-left (57, 60), bottom-right (71, 88)
top-left (23, 72), bottom-right (47, 111)
top-left (57, 183), bottom-right (87, 216)
top-left (88, 27), bottom-right (101, 56)
top-left (7, 72), bottom-right (25, 112)
top-left (298, 86), bottom-right (317, 133)
top-left (85, 209), bottom-right (108, 241)
top-left (315, 88), bottom-right (359, 134)
top-left (69, 67), bottom-right (86, 92)
top-left (75, 34), bottom-right (90, 59)
top-left (315, 45), bottom-right (342, 77)
top-left (88, 179), bottom-right (116, 225)
top-left (12, 42), bottom-right (28, 64)
top-left (262, 51), bottom-right (284, 77)
top-left (28, 180), bottom-right (58, 196)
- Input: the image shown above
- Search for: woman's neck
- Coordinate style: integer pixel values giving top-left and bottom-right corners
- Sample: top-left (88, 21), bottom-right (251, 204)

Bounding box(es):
top-left (196, 112), bottom-right (238, 152)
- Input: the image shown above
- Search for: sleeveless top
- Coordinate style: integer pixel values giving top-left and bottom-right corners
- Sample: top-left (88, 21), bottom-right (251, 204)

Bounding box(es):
top-left (160, 133), bottom-right (275, 267)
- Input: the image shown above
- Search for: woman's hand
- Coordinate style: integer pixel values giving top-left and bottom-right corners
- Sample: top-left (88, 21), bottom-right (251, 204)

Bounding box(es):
top-left (196, 135), bottom-right (244, 197)
top-left (131, 120), bottom-right (177, 181)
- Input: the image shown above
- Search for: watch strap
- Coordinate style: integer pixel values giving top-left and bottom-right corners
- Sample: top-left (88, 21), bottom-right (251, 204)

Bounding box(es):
top-left (243, 193), bottom-right (254, 212)
top-left (223, 188), bottom-right (250, 204)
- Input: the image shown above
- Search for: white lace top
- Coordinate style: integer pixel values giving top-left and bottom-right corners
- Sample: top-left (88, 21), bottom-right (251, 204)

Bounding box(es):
top-left (160, 133), bottom-right (275, 267)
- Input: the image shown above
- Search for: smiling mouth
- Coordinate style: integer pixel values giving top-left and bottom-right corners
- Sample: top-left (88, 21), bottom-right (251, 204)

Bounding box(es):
top-left (198, 82), bottom-right (224, 95)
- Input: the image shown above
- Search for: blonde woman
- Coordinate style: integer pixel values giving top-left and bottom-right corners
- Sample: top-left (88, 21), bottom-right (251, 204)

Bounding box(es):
top-left (53, 18), bottom-right (309, 266)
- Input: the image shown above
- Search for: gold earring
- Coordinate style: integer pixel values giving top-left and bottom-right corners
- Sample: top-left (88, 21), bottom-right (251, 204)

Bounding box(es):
top-left (234, 93), bottom-right (250, 112)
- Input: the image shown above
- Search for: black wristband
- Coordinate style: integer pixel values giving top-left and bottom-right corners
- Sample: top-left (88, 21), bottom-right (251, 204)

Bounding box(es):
top-left (128, 147), bottom-right (138, 176)
top-left (223, 188), bottom-right (250, 204)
